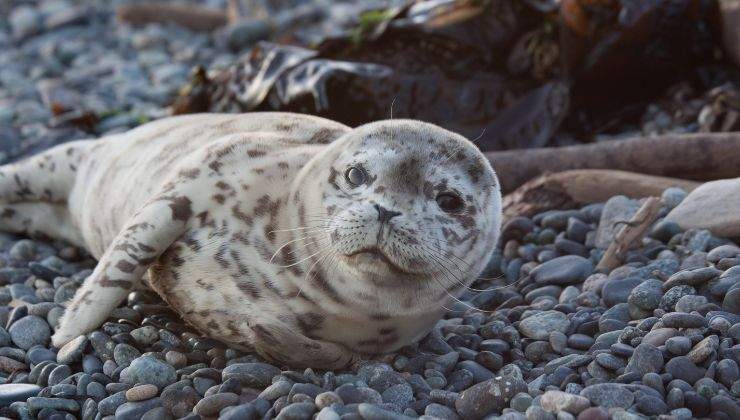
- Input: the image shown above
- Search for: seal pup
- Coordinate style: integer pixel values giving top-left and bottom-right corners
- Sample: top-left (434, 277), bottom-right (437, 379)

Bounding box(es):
top-left (0, 112), bottom-right (502, 368)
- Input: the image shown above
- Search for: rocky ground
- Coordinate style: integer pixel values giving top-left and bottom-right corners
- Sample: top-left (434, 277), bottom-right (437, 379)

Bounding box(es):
top-left (0, 188), bottom-right (738, 420)
top-left (0, 0), bottom-right (233, 163)
top-left (1, 1), bottom-right (740, 420)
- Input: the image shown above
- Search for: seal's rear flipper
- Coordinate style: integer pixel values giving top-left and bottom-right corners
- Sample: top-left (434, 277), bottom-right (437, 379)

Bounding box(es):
top-left (0, 202), bottom-right (85, 248)
top-left (0, 140), bottom-right (89, 204)
top-left (52, 193), bottom-right (193, 347)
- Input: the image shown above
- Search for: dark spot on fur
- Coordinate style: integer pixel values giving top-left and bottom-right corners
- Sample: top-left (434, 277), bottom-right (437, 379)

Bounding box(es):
top-left (179, 168), bottom-right (201, 179)
top-left (115, 260), bottom-right (136, 273)
top-left (212, 194), bottom-right (225, 204)
top-left (237, 281), bottom-right (261, 299)
top-left (167, 196), bottom-right (193, 222)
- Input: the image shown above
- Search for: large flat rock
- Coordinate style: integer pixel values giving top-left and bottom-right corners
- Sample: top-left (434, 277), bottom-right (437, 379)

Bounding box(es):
top-left (665, 178), bottom-right (740, 238)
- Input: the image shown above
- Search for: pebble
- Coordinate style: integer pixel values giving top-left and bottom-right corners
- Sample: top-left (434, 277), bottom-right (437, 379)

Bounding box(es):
top-left (580, 383), bottom-right (634, 409)
top-left (0, 383), bottom-right (41, 405)
top-left (540, 390), bottom-right (590, 414)
top-left (624, 343), bottom-right (664, 376)
top-left (665, 357), bottom-right (706, 384)
top-left (222, 362), bottom-right (281, 388)
top-left (115, 397), bottom-right (162, 420)
top-left (9, 315), bottom-right (50, 349)
top-left (56, 335), bottom-right (87, 364)
top-left (518, 311), bottom-right (570, 340)
top-left (123, 355), bottom-right (177, 389)
top-left (530, 256), bottom-right (594, 285)
top-left (126, 384), bottom-right (159, 401)
top-left (193, 392), bottom-right (239, 416)
top-left (665, 336), bottom-right (692, 355)
top-left (455, 375), bottom-right (527, 419)
top-left (661, 312), bottom-right (707, 328)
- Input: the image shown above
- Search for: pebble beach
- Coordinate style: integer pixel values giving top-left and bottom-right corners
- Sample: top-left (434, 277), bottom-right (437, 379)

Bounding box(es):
top-left (1, 1), bottom-right (739, 420)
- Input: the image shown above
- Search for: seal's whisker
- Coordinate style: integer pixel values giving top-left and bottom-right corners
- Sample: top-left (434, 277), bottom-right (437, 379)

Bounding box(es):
top-left (295, 247), bottom-right (335, 298)
top-left (269, 232), bottom-right (329, 263)
top-left (418, 245), bottom-right (491, 293)
top-left (429, 275), bottom-right (496, 314)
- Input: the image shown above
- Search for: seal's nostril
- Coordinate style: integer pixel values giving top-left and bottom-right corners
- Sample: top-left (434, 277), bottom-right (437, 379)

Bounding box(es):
top-left (374, 204), bottom-right (401, 223)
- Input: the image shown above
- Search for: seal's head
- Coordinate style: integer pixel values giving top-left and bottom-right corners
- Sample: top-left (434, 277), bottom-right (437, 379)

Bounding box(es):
top-left (294, 120), bottom-right (501, 315)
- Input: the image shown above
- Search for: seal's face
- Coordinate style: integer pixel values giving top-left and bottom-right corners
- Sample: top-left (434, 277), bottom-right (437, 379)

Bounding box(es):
top-left (313, 120), bottom-right (502, 306)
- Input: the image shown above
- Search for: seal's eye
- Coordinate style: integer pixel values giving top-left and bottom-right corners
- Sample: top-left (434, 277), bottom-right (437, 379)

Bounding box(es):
top-left (436, 193), bottom-right (464, 213)
top-left (345, 166), bottom-right (366, 186)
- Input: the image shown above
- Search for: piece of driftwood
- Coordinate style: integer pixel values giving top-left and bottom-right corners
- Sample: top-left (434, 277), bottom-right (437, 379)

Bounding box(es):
top-left (488, 132), bottom-right (740, 193)
top-left (116, 4), bottom-right (228, 32)
top-left (722, 0), bottom-right (740, 68)
top-left (502, 169), bottom-right (700, 220)
top-left (596, 197), bottom-right (662, 271)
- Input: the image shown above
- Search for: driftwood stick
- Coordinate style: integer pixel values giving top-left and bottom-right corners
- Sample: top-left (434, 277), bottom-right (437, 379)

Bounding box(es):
top-left (116, 4), bottom-right (228, 32)
top-left (488, 132), bottom-right (740, 193)
top-left (502, 169), bottom-right (700, 220)
top-left (596, 197), bottom-right (662, 272)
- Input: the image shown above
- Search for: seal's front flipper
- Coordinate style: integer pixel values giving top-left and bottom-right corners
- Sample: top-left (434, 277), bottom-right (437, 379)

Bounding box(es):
top-left (52, 193), bottom-right (193, 347)
top-left (250, 321), bottom-right (358, 370)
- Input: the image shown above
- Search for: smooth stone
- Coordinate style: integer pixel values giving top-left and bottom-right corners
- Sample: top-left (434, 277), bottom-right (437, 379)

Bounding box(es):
top-left (687, 335), bottom-right (718, 364)
top-left (665, 177), bottom-right (740, 238)
top-left (627, 279), bottom-right (663, 310)
top-left (663, 267), bottom-right (721, 290)
top-left (665, 357), bottom-right (706, 384)
top-left (666, 336), bottom-right (692, 355)
top-left (455, 375), bottom-right (528, 419)
top-left (123, 356), bottom-right (176, 389)
top-left (0, 383), bottom-right (41, 405)
top-left (27, 396), bottom-right (80, 412)
top-left (357, 403), bottom-right (413, 420)
top-left (602, 277), bottom-right (643, 308)
top-left (193, 392), bottom-right (239, 416)
top-left (115, 397), bottom-right (162, 420)
top-left (222, 362), bottom-right (281, 388)
top-left (8, 315), bottom-right (50, 350)
top-left (56, 335), bottom-right (88, 364)
top-left (126, 384), bottom-right (158, 402)
top-left (624, 344), bottom-right (663, 376)
top-left (530, 256), bottom-right (594, 286)
top-left (579, 383), bottom-right (634, 409)
top-left (518, 311), bottom-right (570, 340)
top-left (641, 328), bottom-right (679, 347)
top-left (540, 390), bottom-right (590, 414)
top-left (674, 295), bottom-right (708, 313)
top-left (662, 312), bottom-right (707, 328)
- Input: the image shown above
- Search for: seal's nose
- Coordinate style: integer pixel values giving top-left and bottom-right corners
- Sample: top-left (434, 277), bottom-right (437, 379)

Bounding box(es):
top-left (374, 204), bottom-right (401, 223)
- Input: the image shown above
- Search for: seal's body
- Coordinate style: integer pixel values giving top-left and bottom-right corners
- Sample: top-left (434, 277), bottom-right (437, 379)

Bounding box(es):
top-left (0, 113), bottom-right (502, 368)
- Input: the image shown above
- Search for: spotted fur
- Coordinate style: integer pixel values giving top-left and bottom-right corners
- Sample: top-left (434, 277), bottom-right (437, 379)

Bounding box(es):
top-left (0, 112), bottom-right (502, 368)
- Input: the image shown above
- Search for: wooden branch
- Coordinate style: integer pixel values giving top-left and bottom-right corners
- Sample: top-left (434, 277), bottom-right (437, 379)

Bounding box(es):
top-left (722, 0), bottom-right (740, 68)
top-left (502, 169), bottom-right (700, 221)
top-left (487, 132), bottom-right (740, 193)
top-left (596, 197), bottom-right (662, 272)
top-left (116, 4), bottom-right (228, 32)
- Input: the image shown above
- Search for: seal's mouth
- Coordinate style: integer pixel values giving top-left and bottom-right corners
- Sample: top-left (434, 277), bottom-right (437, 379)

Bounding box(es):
top-left (345, 247), bottom-right (410, 275)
